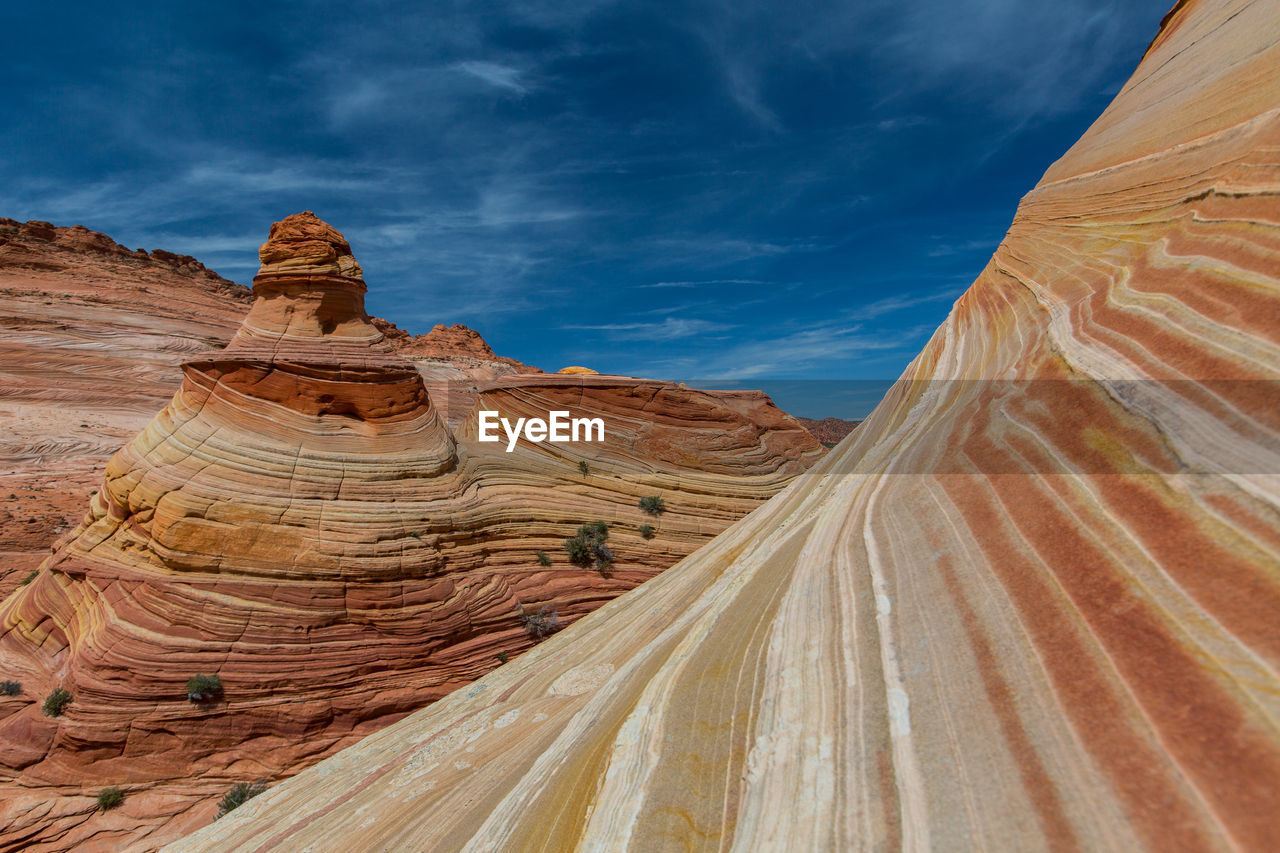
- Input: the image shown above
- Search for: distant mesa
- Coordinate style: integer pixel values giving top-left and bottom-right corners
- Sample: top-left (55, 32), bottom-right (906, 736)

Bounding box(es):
top-left (795, 416), bottom-right (860, 446)
top-left (557, 365), bottom-right (600, 375)
top-left (0, 216), bottom-right (244, 284)
top-left (397, 322), bottom-right (498, 361)
top-left (423, 322), bottom-right (495, 358)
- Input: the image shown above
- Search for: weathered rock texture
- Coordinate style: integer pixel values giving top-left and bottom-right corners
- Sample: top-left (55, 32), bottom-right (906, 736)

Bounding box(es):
top-left (0, 214), bottom-right (821, 850)
top-left (374, 319), bottom-right (539, 373)
top-left (0, 220), bottom-right (252, 599)
top-left (170, 2), bottom-right (1280, 851)
top-left (0, 217), bottom-right (555, 605)
top-left (795, 416), bottom-right (860, 446)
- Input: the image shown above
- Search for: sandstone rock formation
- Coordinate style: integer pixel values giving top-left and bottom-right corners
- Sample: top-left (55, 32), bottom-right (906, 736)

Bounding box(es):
top-left (0, 212), bottom-right (821, 612)
top-left (170, 2), bottom-right (1280, 850)
top-left (374, 319), bottom-right (539, 373)
top-left (0, 220), bottom-right (252, 599)
top-left (0, 214), bottom-right (559, 605)
top-left (795, 416), bottom-right (860, 446)
top-left (0, 214), bottom-right (821, 850)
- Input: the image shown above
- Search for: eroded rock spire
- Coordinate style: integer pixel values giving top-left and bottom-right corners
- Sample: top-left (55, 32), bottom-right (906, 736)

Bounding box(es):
top-left (230, 211), bottom-right (386, 353)
top-left (256, 210), bottom-right (364, 281)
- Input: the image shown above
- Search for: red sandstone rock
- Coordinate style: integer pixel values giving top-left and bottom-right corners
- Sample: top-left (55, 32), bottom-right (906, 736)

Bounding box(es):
top-left (0, 213), bottom-right (822, 850)
top-left (403, 323), bottom-right (497, 359)
top-left (795, 416), bottom-right (860, 446)
top-left (369, 316), bottom-right (412, 343)
top-left (255, 210), bottom-right (362, 279)
top-left (394, 322), bottom-right (542, 374)
top-left (0, 221), bottom-right (252, 601)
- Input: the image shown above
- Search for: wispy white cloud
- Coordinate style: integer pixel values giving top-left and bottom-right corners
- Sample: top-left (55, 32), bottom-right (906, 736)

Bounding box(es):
top-left (845, 287), bottom-right (963, 321)
top-left (640, 278), bottom-right (766, 288)
top-left (877, 1), bottom-right (1135, 119)
top-left (724, 62), bottom-right (783, 132)
top-left (453, 60), bottom-right (529, 94)
top-left (476, 185), bottom-right (581, 227)
top-left (647, 320), bottom-right (937, 380)
top-left (877, 115), bottom-right (929, 132)
top-left (562, 317), bottom-right (735, 341)
top-left (182, 162), bottom-right (385, 195)
top-left (326, 77), bottom-right (393, 124)
top-left (926, 238), bottom-right (998, 257)
top-left (650, 235), bottom-right (822, 266)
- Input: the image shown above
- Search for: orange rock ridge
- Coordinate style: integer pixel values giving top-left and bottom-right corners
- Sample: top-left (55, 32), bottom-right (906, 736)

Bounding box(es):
top-left (0, 213), bottom-right (822, 850)
top-left (168, 2), bottom-right (1280, 850)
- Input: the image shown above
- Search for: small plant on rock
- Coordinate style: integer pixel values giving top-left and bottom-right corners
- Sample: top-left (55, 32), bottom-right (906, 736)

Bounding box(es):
top-left (42, 687), bottom-right (71, 717)
top-left (519, 604), bottom-right (563, 641)
top-left (0, 680), bottom-right (20, 696)
top-left (186, 674), bottom-right (223, 703)
top-left (215, 781), bottom-right (269, 819)
top-left (19, 571), bottom-right (37, 586)
top-left (638, 524), bottom-right (655, 540)
top-left (496, 651), bottom-right (509, 664)
top-left (96, 786), bottom-right (123, 811)
top-left (564, 521), bottom-right (613, 571)
top-left (639, 496), bottom-right (666, 516)
top-left (578, 460), bottom-right (590, 476)
top-left (535, 550), bottom-right (551, 567)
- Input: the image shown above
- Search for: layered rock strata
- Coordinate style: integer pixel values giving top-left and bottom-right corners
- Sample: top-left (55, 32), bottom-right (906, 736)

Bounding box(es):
top-left (0, 221), bottom-right (252, 596)
top-left (0, 213), bottom-right (821, 850)
top-left (171, 2), bottom-right (1280, 851)
top-left (0, 218), bottom-right (546, 601)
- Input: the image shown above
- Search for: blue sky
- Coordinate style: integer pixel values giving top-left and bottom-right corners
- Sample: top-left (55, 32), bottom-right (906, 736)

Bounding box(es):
top-left (1, 0), bottom-right (1173, 417)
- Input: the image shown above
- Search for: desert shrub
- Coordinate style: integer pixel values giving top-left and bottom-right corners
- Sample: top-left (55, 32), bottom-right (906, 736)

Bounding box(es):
top-left (565, 536), bottom-right (588, 564)
top-left (564, 521), bottom-right (613, 571)
top-left (638, 524), bottom-right (655, 539)
top-left (638, 496), bottom-right (666, 516)
top-left (96, 786), bottom-right (123, 811)
top-left (535, 550), bottom-right (551, 567)
top-left (564, 537), bottom-right (591, 565)
top-left (0, 680), bottom-right (20, 696)
top-left (42, 687), bottom-right (71, 717)
top-left (215, 781), bottom-right (268, 819)
top-left (186, 674), bottom-right (223, 703)
top-left (19, 571), bottom-right (37, 586)
top-left (578, 460), bottom-right (590, 476)
top-left (519, 604), bottom-right (563, 641)
top-left (496, 651), bottom-right (509, 664)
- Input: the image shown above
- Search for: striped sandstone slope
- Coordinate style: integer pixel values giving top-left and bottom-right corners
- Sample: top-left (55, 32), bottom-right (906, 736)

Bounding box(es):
top-left (0, 221), bottom-right (252, 595)
top-left (0, 214), bottom-right (821, 851)
top-left (171, 1), bottom-right (1280, 851)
